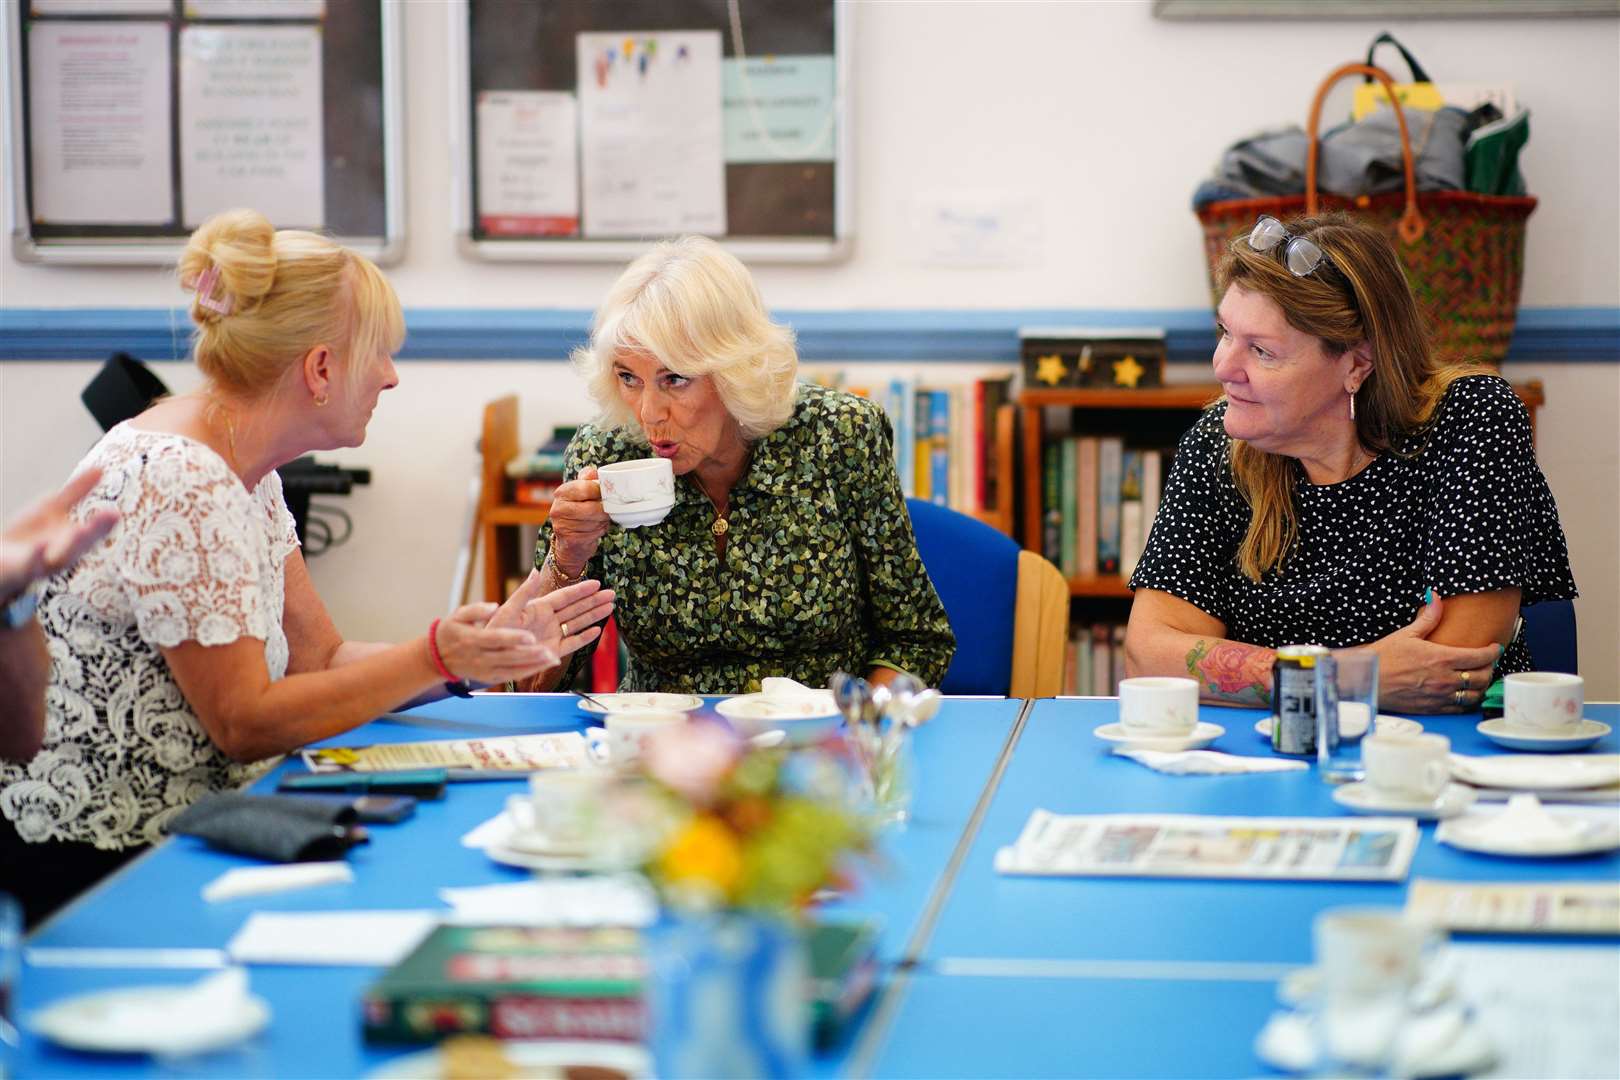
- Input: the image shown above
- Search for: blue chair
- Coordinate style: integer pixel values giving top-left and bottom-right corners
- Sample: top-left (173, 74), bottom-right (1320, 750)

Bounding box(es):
top-left (1520, 600), bottom-right (1578, 674)
top-left (905, 498), bottom-right (1069, 697)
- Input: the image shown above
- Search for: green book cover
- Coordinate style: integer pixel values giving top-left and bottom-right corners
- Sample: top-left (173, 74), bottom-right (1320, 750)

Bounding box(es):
top-left (1060, 438), bottom-right (1077, 579)
top-left (361, 925), bottom-right (645, 1045)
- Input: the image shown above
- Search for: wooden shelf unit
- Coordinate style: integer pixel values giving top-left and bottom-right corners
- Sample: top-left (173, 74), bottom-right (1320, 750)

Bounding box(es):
top-left (477, 395), bottom-right (552, 604)
top-left (1017, 379), bottom-right (1546, 599)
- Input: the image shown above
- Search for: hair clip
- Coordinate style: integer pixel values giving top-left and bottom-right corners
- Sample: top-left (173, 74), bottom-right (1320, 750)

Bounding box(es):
top-left (194, 265), bottom-right (233, 315)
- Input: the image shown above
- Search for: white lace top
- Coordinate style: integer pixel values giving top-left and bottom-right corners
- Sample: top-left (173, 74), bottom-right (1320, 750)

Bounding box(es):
top-left (0, 424), bottom-right (296, 850)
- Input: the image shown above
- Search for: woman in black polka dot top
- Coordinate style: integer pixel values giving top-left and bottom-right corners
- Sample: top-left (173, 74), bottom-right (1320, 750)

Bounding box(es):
top-left (1125, 213), bottom-right (1575, 714)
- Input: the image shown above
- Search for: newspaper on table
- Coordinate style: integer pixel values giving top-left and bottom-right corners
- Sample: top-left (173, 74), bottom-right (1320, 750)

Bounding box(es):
top-left (301, 733), bottom-right (587, 775)
top-left (996, 808), bottom-right (1418, 882)
top-left (1407, 878), bottom-right (1620, 936)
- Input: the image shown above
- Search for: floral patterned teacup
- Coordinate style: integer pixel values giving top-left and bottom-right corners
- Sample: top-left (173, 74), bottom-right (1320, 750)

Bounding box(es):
top-left (598, 458), bottom-right (675, 527)
top-left (1118, 676), bottom-right (1200, 736)
top-left (1503, 672), bottom-right (1584, 732)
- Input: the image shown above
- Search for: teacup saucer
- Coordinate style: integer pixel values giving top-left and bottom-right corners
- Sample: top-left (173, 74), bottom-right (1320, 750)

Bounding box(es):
top-left (575, 692), bottom-right (704, 715)
top-left (486, 841), bottom-right (629, 874)
top-left (1095, 721), bottom-right (1224, 751)
top-left (1254, 1002), bottom-right (1496, 1079)
top-left (1436, 798), bottom-right (1620, 858)
top-left (1477, 717), bottom-right (1610, 753)
top-left (503, 827), bottom-right (590, 858)
top-left (1332, 781), bottom-right (1476, 820)
top-left (1252, 714), bottom-right (1422, 742)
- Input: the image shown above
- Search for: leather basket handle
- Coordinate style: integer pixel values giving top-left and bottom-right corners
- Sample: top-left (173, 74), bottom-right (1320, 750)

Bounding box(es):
top-left (1306, 62), bottom-right (1425, 245)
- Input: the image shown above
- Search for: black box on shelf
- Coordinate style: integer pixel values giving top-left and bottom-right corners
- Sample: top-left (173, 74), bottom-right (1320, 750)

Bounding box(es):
top-left (1019, 327), bottom-right (1167, 390)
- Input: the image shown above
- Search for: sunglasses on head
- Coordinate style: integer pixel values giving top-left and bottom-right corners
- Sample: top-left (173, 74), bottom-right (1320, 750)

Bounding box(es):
top-left (1246, 216), bottom-right (1332, 278)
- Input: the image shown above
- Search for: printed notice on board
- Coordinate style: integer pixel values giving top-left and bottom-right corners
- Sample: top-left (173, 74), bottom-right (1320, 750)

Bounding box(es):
top-left (476, 91), bottom-right (579, 237)
top-left (27, 21), bottom-right (173, 224)
top-left (577, 30), bottom-right (725, 238)
top-left (722, 55), bottom-right (835, 164)
top-left (184, 0), bottom-right (327, 17)
top-left (30, 0), bottom-right (171, 13)
top-left (179, 25), bottom-right (324, 228)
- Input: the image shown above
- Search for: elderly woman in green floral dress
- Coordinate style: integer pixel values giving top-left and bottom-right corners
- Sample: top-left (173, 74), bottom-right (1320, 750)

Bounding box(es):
top-left (519, 236), bottom-right (954, 694)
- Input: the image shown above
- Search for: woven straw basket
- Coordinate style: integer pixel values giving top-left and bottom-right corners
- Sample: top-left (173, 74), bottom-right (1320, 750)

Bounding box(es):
top-left (1196, 63), bottom-right (1537, 367)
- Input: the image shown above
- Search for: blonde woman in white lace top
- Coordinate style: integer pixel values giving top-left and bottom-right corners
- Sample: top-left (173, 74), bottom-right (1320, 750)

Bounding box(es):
top-left (0, 210), bottom-right (615, 926)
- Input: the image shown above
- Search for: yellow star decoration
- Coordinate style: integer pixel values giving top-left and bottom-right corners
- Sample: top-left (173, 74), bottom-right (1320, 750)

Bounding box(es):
top-left (1034, 353), bottom-right (1067, 386)
top-left (1113, 353), bottom-right (1145, 388)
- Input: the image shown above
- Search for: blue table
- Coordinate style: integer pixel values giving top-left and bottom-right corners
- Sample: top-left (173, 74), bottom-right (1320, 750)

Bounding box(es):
top-left (14, 694), bottom-right (1021, 1078)
top-left (922, 700), bottom-right (1620, 967)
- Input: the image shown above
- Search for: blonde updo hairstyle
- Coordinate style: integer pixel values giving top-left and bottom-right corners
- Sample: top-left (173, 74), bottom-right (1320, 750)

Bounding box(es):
top-left (574, 235), bottom-right (798, 441)
top-left (178, 208), bottom-right (403, 401)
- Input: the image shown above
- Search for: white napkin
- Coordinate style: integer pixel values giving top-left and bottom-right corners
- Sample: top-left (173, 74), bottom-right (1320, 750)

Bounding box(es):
top-left (761, 676), bottom-right (819, 698)
top-left (202, 862), bottom-right (353, 903)
top-left (1114, 748), bottom-right (1308, 775)
top-left (462, 804), bottom-right (526, 849)
top-left (30, 968), bottom-right (265, 1058)
top-left (226, 910), bottom-right (437, 966)
top-left (439, 875), bottom-right (657, 927)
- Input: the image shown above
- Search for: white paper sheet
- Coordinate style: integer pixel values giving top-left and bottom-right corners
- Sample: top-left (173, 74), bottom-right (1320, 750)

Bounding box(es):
top-left (179, 24), bottom-right (324, 228)
top-left (1450, 944), bottom-right (1620, 1079)
top-left (202, 861), bottom-right (353, 903)
top-left (577, 30), bottom-right (725, 238)
top-left (722, 54), bottom-right (835, 164)
top-left (27, 21), bottom-right (173, 224)
top-left (184, 0), bottom-right (326, 17)
top-left (30, 0), bottom-right (171, 13)
top-left (439, 877), bottom-right (657, 928)
top-left (226, 910), bottom-right (436, 966)
top-left (476, 90), bottom-right (580, 237)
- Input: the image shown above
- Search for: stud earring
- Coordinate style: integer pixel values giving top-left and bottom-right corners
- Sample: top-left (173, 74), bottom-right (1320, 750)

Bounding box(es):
top-left (314, 393), bottom-right (329, 408)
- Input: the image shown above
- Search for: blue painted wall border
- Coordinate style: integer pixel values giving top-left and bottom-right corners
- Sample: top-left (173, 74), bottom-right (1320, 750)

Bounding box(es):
top-left (2, 306), bottom-right (1615, 363)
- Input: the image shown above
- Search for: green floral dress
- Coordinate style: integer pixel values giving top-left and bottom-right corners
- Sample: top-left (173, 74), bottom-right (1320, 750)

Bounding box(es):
top-left (536, 383), bottom-right (954, 693)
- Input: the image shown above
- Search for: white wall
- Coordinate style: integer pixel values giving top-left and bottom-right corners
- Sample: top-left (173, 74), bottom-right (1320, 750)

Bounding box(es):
top-left (3, 3), bottom-right (1617, 691)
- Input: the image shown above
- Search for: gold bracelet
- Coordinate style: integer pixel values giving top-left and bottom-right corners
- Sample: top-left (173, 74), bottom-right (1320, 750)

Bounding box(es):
top-left (544, 548), bottom-right (586, 587)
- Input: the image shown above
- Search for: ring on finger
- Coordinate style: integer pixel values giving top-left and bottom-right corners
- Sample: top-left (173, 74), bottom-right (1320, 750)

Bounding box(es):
top-left (561, 621), bottom-right (570, 638)
top-left (1454, 688), bottom-right (1467, 708)
top-left (1460, 670), bottom-right (1471, 691)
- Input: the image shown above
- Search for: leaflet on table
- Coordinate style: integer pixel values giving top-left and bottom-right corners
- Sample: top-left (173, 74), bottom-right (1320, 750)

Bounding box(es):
top-left (995, 808), bottom-right (1418, 882)
top-left (302, 733), bottom-right (587, 774)
top-left (1406, 879), bottom-right (1620, 936)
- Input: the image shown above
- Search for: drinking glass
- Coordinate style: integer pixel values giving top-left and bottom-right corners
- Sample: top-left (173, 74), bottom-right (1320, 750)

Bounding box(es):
top-left (1317, 650), bottom-right (1379, 784)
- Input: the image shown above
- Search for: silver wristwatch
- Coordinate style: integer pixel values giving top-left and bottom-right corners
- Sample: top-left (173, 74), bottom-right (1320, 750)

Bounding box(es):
top-left (0, 587), bottom-right (40, 630)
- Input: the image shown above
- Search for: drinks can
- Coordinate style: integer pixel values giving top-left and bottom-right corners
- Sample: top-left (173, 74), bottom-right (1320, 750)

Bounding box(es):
top-left (1272, 644), bottom-right (1329, 755)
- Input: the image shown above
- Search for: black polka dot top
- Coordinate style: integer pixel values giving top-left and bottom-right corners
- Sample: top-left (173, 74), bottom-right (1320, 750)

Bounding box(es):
top-left (1128, 375), bottom-right (1576, 675)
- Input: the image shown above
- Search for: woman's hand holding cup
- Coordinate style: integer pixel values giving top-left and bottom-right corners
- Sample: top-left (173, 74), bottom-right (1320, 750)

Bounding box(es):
top-left (547, 465), bottom-right (612, 578)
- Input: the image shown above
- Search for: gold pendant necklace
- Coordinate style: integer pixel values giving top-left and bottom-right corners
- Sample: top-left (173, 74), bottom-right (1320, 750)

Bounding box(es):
top-left (711, 514), bottom-right (729, 536)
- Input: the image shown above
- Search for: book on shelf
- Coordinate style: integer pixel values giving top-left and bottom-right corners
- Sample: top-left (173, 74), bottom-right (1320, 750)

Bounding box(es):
top-left (1059, 439), bottom-right (1077, 579)
top-left (1042, 442), bottom-right (1061, 564)
top-left (1076, 437), bottom-right (1099, 579)
top-left (1096, 437), bottom-right (1123, 575)
top-left (807, 370), bottom-right (1016, 518)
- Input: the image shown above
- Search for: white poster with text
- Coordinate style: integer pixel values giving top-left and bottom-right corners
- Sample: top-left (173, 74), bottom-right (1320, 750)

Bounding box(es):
top-left (179, 25), bottom-right (324, 227)
top-left (476, 91), bottom-right (580, 237)
top-left (28, 21), bottom-right (173, 224)
top-left (576, 30), bottom-right (724, 238)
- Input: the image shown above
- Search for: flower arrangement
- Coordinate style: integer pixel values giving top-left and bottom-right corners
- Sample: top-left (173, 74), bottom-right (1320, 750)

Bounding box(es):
top-left (626, 719), bottom-right (867, 915)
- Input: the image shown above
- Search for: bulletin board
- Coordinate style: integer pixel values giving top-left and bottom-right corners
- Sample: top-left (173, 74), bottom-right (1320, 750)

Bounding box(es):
top-left (450, 0), bottom-right (850, 262)
top-left (3, 0), bottom-right (403, 265)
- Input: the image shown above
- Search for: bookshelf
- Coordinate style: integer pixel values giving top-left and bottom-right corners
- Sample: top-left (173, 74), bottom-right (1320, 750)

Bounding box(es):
top-left (1019, 385), bottom-right (1220, 596)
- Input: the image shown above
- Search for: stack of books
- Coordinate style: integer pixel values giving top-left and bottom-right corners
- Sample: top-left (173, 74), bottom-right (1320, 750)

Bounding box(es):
top-left (1042, 439), bottom-right (1163, 580)
top-left (1065, 621), bottom-right (1128, 696)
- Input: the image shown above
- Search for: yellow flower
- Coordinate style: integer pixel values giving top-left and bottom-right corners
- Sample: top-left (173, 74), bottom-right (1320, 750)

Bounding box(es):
top-left (658, 814), bottom-right (743, 900)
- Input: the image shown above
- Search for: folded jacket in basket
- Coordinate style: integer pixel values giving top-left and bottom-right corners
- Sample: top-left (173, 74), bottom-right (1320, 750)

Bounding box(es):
top-left (167, 793), bottom-right (369, 862)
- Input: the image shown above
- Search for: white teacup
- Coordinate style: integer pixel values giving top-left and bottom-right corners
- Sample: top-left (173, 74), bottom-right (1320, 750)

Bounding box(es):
top-left (1118, 676), bottom-right (1199, 736)
top-left (505, 769), bottom-right (608, 853)
top-left (1503, 672), bottom-right (1584, 732)
top-left (598, 458), bottom-right (675, 528)
top-left (1362, 732), bottom-right (1450, 801)
top-left (599, 708), bottom-right (687, 764)
top-left (1314, 907), bottom-right (1437, 1002)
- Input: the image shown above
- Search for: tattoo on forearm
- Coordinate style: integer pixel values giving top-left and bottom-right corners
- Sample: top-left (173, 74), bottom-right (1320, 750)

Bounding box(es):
top-left (1185, 639), bottom-right (1273, 706)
